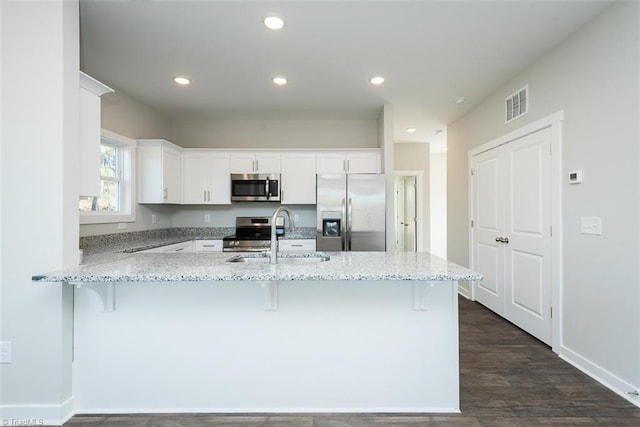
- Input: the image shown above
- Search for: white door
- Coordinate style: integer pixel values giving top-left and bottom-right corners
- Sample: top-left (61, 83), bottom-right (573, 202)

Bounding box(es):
top-left (472, 148), bottom-right (504, 315)
top-left (472, 127), bottom-right (552, 345)
top-left (395, 176), bottom-right (406, 251)
top-left (404, 177), bottom-right (417, 252)
top-left (503, 128), bottom-right (552, 344)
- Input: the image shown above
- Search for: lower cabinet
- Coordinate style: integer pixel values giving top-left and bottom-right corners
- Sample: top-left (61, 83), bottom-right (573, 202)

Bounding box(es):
top-left (279, 239), bottom-right (316, 252)
top-left (193, 240), bottom-right (223, 252)
top-left (138, 241), bottom-right (193, 253)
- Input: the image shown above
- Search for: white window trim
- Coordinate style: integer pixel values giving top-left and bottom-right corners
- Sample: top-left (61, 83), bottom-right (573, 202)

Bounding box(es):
top-left (80, 129), bottom-right (137, 225)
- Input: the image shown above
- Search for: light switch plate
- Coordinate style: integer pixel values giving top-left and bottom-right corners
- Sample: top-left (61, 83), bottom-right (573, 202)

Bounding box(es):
top-left (0, 341), bottom-right (12, 363)
top-left (581, 217), bottom-right (602, 235)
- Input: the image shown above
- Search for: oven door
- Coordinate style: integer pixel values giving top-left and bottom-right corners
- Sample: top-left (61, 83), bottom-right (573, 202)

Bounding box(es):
top-left (230, 174), bottom-right (280, 201)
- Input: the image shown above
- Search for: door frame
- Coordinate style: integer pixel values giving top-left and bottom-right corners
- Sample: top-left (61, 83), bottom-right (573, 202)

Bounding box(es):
top-left (394, 170), bottom-right (424, 252)
top-left (468, 110), bottom-right (563, 353)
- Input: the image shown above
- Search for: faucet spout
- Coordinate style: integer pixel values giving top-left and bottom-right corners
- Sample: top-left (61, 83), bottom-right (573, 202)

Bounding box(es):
top-left (270, 206), bottom-right (295, 265)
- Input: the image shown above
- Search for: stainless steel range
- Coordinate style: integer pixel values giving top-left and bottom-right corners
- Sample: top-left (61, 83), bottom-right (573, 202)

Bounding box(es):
top-left (222, 216), bottom-right (284, 252)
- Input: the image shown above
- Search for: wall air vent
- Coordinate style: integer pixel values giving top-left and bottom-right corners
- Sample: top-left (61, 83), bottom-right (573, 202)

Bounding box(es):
top-left (505, 85), bottom-right (528, 123)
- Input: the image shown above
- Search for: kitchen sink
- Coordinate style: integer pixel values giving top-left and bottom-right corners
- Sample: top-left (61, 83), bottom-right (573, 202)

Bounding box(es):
top-left (226, 252), bottom-right (330, 264)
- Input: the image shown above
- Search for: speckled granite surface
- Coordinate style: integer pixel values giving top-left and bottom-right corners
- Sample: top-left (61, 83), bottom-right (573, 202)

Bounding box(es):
top-left (80, 227), bottom-right (317, 256)
top-left (33, 251), bottom-right (482, 283)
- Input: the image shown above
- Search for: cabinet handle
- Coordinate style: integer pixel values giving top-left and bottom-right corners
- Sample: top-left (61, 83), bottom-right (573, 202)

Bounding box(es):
top-left (255, 159), bottom-right (259, 171)
top-left (207, 190), bottom-right (211, 202)
top-left (346, 159), bottom-right (350, 172)
top-left (163, 188), bottom-right (168, 200)
top-left (495, 237), bottom-right (510, 244)
top-left (204, 190), bottom-right (207, 202)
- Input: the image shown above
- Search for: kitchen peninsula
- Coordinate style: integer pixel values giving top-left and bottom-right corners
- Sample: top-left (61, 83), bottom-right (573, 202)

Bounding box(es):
top-left (34, 250), bottom-right (481, 414)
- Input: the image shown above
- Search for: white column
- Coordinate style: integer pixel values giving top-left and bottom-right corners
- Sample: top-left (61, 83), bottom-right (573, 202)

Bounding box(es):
top-left (1, 1), bottom-right (79, 423)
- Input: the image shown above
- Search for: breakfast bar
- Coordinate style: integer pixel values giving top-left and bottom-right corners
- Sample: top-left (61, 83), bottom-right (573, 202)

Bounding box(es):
top-left (34, 251), bottom-right (481, 415)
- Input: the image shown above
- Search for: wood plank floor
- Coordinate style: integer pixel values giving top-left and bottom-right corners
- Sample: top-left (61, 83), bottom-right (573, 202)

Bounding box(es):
top-left (63, 296), bottom-right (640, 426)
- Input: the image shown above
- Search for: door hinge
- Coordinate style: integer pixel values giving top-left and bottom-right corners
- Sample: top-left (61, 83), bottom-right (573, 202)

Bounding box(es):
top-left (550, 225), bottom-right (553, 236)
top-left (471, 219), bottom-right (474, 228)
top-left (550, 307), bottom-right (553, 318)
top-left (470, 168), bottom-right (474, 176)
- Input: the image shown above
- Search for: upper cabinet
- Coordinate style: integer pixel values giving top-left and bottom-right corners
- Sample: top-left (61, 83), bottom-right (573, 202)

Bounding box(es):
top-left (79, 72), bottom-right (114, 197)
top-left (316, 150), bottom-right (381, 174)
top-left (281, 152), bottom-right (317, 204)
top-left (230, 151), bottom-right (281, 174)
top-left (137, 140), bottom-right (182, 204)
top-left (182, 150), bottom-right (231, 205)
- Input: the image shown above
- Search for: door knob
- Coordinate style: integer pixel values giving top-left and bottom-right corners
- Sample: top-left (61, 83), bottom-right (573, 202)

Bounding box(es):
top-left (495, 237), bottom-right (510, 244)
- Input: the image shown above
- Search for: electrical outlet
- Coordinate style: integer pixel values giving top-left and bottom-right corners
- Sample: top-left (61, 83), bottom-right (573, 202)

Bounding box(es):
top-left (117, 222), bottom-right (127, 230)
top-left (581, 217), bottom-right (602, 235)
top-left (204, 214), bottom-right (211, 223)
top-left (0, 341), bottom-right (12, 364)
top-left (151, 214), bottom-right (157, 224)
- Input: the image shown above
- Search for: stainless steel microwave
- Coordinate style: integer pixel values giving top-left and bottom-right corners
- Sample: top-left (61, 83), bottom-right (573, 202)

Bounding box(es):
top-left (230, 173), bottom-right (281, 202)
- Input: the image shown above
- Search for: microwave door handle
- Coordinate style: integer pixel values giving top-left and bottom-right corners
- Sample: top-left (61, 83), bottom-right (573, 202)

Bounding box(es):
top-left (265, 177), bottom-right (270, 200)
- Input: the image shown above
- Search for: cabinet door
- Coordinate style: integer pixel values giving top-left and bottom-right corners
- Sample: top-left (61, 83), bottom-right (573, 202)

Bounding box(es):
top-left (316, 152), bottom-right (346, 174)
top-left (281, 152), bottom-right (316, 204)
top-left (230, 153), bottom-right (256, 173)
top-left (279, 239), bottom-right (316, 252)
top-left (255, 153), bottom-right (281, 173)
top-left (163, 147), bottom-right (182, 203)
top-left (346, 151), bottom-right (381, 173)
top-left (207, 153), bottom-right (231, 204)
top-left (193, 240), bottom-right (223, 252)
top-left (182, 154), bottom-right (210, 204)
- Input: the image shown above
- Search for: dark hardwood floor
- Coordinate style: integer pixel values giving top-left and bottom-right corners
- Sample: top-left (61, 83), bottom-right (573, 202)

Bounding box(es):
top-left (63, 296), bottom-right (640, 426)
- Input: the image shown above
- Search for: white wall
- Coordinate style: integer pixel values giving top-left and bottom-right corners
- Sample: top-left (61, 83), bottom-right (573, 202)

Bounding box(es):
top-left (80, 90), bottom-right (175, 237)
top-left (394, 144), bottom-right (430, 252)
top-left (170, 118), bottom-right (378, 149)
top-left (430, 153), bottom-right (447, 258)
top-left (447, 2), bottom-right (639, 402)
top-left (171, 204), bottom-right (317, 229)
top-left (1, 1), bottom-right (78, 422)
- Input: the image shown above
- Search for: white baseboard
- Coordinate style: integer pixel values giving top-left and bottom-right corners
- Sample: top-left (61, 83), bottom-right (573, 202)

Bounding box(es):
top-left (560, 345), bottom-right (640, 408)
top-left (75, 406), bottom-right (461, 414)
top-left (0, 396), bottom-right (75, 426)
top-left (458, 283), bottom-right (472, 300)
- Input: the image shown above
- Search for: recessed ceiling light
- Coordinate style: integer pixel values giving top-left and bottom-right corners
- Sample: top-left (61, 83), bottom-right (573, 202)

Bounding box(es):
top-left (273, 76), bottom-right (288, 86)
top-left (264, 16), bottom-right (285, 30)
top-left (173, 76), bottom-right (191, 86)
top-left (369, 76), bottom-right (385, 85)
top-left (455, 96), bottom-right (466, 104)
top-left (406, 128), bottom-right (417, 133)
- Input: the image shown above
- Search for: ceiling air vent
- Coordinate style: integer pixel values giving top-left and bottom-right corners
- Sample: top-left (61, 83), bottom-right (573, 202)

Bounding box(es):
top-left (505, 85), bottom-right (528, 123)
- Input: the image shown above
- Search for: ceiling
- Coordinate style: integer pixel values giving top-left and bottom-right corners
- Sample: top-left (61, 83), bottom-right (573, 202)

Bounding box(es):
top-left (79, 0), bottom-right (612, 152)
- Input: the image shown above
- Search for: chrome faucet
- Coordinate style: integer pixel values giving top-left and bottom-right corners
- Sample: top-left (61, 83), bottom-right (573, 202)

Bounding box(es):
top-left (270, 206), bottom-right (295, 264)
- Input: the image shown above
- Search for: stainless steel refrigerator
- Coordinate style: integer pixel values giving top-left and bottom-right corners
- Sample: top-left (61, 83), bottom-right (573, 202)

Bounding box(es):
top-left (316, 174), bottom-right (386, 251)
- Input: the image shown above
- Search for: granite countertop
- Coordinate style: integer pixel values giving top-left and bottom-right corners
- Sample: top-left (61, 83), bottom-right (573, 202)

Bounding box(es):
top-left (33, 251), bottom-right (482, 283)
top-left (80, 227), bottom-right (317, 256)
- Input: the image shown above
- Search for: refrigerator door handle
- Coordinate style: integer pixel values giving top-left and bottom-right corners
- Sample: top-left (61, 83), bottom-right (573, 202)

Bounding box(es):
top-left (341, 198), bottom-right (347, 251)
top-left (347, 198), bottom-right (353, 251)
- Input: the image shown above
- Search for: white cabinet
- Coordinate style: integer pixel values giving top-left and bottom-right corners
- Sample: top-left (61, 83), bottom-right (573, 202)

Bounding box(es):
top-left (138, 241), bottom-right (193, 253)
top-left (279, 239), bottom-right (316, 252)
top-left (281, 152), bottom-right (317, 204)
top-left (79, 72), bottom-right (113, 196)
top-left (182, 151), bottom-right (231, 204)
top-left (230, 151), bottom-right (281, 173)
top-left (316, 150), bottom-right (381, 174)
top-left (137, 140), bottom-right (182, 204)
top-left (193, 240), bottom-right (223, 252)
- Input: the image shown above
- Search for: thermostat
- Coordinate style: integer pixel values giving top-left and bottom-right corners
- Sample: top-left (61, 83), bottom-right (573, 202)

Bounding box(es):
top-left (569, 170), bottom-right (583, 184)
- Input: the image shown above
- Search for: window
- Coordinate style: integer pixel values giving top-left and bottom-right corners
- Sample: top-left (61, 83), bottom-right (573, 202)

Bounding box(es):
top-left (79, 129), bottom-right (136, 224)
